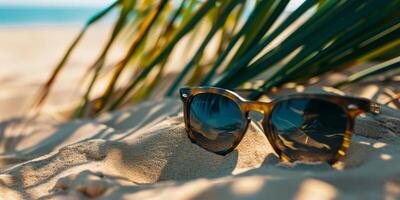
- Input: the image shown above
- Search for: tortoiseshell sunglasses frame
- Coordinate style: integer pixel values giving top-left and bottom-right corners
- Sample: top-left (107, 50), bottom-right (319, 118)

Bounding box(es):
top-left (180, 87), bottom-right (380, 164)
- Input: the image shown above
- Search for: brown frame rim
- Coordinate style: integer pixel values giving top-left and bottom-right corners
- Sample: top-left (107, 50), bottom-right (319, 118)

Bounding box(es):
top-left (180, 86), bottom-right (373, 164)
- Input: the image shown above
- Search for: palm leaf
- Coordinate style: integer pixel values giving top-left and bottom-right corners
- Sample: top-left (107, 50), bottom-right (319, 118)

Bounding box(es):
top-left (32, 0), bottom-right (120, 109)
top-left (88, 0), bottom-right (169, 115)
top-left (36, 0), bottom-right (400, 118)
top-left (165, 0), bottom-right (241, 96)
top-left (109, 0), bottom-right (217, 110)
top-left (335, 56), bottom-right (400, 88)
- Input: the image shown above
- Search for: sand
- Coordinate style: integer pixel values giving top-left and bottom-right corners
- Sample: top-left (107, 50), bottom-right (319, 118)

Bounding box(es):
top-left (0, 26), bottom-right (400, 200)
top-left (1, 98), bottom-right (399, 200)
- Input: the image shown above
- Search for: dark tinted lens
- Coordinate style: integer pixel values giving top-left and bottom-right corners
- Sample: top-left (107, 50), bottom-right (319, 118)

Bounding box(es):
top-left (189, 93), bottom-right (246, 154)
top-left (268, 98), bottom-right (348, 162)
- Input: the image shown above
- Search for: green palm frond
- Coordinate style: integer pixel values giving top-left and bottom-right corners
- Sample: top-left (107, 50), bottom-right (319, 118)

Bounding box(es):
top-left (35, 0), bottom-right (400, 118)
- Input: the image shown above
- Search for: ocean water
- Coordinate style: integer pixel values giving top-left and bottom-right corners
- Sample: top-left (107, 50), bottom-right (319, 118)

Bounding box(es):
top-left (0, 6), bottom-right (114, 26)
top-left (0, 2), bottom-right (302, 27)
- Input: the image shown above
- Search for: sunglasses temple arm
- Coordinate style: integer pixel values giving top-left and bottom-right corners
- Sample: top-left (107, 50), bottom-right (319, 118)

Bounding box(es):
top-left (234, 88), bottom-right (383, 115)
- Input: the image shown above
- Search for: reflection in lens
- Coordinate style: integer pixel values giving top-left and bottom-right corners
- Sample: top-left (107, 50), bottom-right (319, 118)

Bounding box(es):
top-left (189, 93), bottom-right (246, 153)
top-left (269, 98), bottom-right (348, 162)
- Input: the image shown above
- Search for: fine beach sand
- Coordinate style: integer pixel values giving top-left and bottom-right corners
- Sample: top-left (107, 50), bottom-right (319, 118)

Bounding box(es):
top-left (0, 26), bottom-right (400, 200)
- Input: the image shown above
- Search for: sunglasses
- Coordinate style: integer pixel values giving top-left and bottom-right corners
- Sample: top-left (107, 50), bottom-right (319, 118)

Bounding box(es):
top-left (180, 87), bottom-right (380, 164)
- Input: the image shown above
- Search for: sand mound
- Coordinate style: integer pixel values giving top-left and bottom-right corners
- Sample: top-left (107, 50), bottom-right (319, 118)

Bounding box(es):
top-left (0, 96), bottom-right (399, 199)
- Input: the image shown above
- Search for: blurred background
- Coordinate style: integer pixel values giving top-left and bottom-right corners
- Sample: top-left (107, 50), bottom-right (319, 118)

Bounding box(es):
top-left (0, 0), bottom-right (118, 119)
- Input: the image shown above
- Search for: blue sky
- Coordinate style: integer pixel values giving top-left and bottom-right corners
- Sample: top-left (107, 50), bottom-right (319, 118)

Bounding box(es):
top-left (0, 0), bottom-right (115, 7)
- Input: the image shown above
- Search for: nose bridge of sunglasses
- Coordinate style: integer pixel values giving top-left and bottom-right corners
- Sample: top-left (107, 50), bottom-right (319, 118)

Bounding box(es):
top-left (243, 101), bottom-right (272, 114)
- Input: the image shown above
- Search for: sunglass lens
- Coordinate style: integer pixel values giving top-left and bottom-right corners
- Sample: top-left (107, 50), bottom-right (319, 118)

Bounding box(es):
top-left (189, 93), bottom-right (247, 154)
top-left (268, 98), bottom-right (349, 162)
